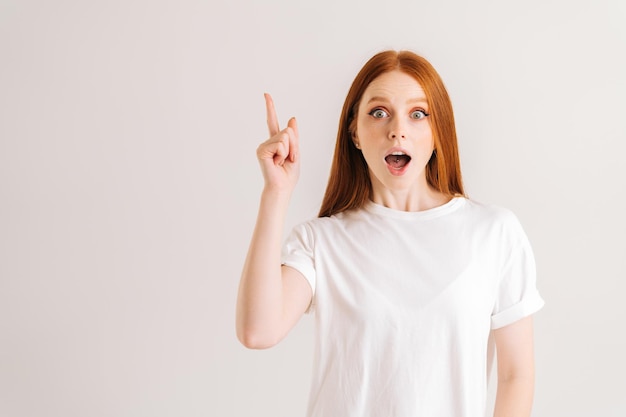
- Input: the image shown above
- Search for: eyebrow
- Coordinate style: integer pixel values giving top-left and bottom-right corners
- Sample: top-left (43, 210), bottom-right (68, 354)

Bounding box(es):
top-left (366, 96), bottom-right (428, 105)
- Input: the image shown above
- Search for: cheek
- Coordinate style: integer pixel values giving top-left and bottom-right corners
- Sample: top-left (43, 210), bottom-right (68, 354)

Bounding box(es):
top-left (357, 119), bottom-right (385, 141)
top-left (418, 125), bottom-right (434, 147)
top-left (355, 117), bottom-right (367, 137)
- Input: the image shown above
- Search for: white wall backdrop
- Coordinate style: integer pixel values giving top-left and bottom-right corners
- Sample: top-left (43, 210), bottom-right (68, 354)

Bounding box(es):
top-left (1, 0), bottom-right (625, 416)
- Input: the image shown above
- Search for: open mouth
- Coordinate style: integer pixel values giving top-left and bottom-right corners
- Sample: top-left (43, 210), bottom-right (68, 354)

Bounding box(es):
top-left (385, 151), bottom-right (411, 169)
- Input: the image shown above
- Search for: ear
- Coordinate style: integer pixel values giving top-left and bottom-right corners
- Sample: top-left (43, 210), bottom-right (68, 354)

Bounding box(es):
top-left (351, 130), bottom-right (360, 149)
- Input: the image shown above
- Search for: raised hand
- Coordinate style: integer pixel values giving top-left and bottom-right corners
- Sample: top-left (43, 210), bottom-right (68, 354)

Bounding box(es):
top-left (256, 93), bottom-right (300, 193)
top-left (236, 94), bottom-right (309, 349)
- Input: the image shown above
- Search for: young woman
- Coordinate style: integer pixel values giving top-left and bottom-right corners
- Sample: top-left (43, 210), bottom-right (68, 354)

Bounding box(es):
top-left (236, 50), bottom-right (544, 417)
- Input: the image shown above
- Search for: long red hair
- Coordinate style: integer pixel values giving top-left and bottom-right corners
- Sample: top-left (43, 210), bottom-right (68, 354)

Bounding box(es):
top-left (318, 50), bottom-right (465, 218)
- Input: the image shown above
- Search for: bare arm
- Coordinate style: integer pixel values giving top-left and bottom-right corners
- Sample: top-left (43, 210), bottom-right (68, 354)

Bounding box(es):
top-left (493, 316), bottom-right (536, 417)
top-left (235, 94), bottom-right (312, 349)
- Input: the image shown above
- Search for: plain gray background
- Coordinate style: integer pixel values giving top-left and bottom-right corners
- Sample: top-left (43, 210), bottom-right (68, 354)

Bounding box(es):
top-left (1, 0), bottom-right (625, 416)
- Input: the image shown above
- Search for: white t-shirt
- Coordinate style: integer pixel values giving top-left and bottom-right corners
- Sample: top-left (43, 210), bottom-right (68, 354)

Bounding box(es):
top-left (281, 197), bottom-right (544, 417)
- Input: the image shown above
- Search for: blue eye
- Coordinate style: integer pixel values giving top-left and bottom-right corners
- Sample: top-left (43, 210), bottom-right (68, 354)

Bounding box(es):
top-left (369, 109), bottom-right (388, 118)
top-left (410, 109), bottom-right (430, 120)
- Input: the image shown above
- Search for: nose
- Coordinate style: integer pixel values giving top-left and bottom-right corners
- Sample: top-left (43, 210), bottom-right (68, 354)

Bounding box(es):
top-left (388, 117), bottom-right (407, 140)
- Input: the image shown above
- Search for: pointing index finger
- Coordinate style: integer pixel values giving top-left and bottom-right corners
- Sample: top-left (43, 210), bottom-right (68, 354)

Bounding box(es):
top-left (264, 93), bottom-right (280, 137)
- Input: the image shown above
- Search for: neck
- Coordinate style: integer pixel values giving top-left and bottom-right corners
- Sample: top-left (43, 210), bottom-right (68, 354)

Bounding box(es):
top-left (370, 181), bottom-right (452, 212)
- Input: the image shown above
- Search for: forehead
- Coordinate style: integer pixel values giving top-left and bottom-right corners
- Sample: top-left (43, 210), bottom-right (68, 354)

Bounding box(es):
top-left (362, 70), bottom-right (426, 102)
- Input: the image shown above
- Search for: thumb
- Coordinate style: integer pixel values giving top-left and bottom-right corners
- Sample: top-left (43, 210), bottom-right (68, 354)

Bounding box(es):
top-left (287, 117), bottom-right (299, 162)
top-left (288, 116), bottom-right (298, 137)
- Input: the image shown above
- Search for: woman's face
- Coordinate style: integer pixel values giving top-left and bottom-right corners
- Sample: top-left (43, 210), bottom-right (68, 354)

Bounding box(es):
top-left (354, 70), bottom-right (434, 196)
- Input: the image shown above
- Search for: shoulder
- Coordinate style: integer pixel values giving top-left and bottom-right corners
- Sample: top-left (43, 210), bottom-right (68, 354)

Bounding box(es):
top-left (286, 208), bottom-right (369, 241)
top-left (301, 207), bottom-right (365, 227)
top-left (462, 198), bottom-right (522, 226)
top-left (458, 198), bottom-right (530, 243)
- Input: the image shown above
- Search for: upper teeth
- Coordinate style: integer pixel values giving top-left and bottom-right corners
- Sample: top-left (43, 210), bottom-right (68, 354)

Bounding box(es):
top-left (390, 152), bottom-right (406, 156)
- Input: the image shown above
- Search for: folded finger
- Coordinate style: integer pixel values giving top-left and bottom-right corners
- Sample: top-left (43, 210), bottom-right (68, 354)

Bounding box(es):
top-left (258, 131), bottom-right (290, 164)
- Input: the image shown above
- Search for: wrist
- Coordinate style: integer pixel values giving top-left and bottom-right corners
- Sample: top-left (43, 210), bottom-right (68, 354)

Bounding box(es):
top-left (261, 185), bottom-right (294, 200)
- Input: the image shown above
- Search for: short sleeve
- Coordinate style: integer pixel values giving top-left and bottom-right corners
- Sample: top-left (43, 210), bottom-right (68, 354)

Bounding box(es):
top-left (491, 214), bottom-right (545, 329)
top-left (281, 222), bottom-right (316, 301)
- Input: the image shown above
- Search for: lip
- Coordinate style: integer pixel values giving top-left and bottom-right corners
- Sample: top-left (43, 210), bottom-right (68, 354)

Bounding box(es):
top-left (384, 147), bottom-right (412, 176)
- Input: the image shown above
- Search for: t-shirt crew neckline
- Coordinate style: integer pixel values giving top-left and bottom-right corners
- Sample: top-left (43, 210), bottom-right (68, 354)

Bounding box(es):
top-left (363, 196), bottom-right (466, 221)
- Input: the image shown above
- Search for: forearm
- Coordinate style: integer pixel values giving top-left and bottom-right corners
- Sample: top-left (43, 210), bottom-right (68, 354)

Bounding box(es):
top-left (236, 188), bottom-right (291, 346)
top-left (493, 375), bottom-right (534, 417)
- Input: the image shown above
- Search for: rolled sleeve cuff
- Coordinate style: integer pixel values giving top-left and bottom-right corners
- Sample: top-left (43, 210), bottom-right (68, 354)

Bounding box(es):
top-left (491, 291), bottom-right (545, 329)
